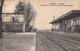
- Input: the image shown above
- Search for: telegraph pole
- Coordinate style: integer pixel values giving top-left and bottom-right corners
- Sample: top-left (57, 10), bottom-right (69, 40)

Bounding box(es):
top-left (52, 16), bottom-right (55, 32)
top-left (0, 0), bottom-right (5, 38)
top-left (53, 16), bottom-right (56, 30)
top-left (0, 1), bottom-right (5, 51)
top-left (32, 18), bottom-right (35, 32)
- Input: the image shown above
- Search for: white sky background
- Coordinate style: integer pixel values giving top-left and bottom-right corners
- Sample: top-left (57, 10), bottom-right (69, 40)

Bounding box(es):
top-left (2, 0), bottom-right (80, 30)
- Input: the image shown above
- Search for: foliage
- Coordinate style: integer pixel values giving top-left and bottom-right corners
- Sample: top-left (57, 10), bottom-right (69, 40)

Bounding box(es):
top-left (14, 1), bottom-right (36, 32)
top-left (23, 2), bottom-right (36, 24)
top-left (14, 2), bottom-right (25, 14)
top-left (14, 2), bottom-right (36, 25)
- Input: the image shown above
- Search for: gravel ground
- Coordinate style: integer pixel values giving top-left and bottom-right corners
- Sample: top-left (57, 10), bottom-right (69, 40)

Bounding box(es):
top-left (0, 33), bottom-right (36, 51)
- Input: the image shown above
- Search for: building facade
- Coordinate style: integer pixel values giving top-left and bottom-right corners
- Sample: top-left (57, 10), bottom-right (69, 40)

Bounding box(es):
top-left (2, 13), bottom-right (25, 32)
top-left (50, 10), bottom-right (80, 33)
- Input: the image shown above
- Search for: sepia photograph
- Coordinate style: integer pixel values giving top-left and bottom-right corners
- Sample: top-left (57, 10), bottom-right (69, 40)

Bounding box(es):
top-left (0, 0), bottom-right (80, 51)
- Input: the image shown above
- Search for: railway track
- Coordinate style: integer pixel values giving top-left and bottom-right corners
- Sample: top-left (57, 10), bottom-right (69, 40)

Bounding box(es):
top-left (37, 32), bottom-right (80, 51)
top-left (43, 36), bottom-right (69, 51)
top-left (54, 33), bottom-right (80, 46)
top-left (43, 33), bottom-right (80, 51)
top-left (38, 34), bottom-right (67, 51)
top-left (39, 36), bottom-right (49, 51)
top-left (46, 32), bottom-right (80, 46)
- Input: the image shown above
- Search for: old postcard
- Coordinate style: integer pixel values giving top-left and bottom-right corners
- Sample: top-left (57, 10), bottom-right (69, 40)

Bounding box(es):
top-left (0, 0), bottom-right (80, 51)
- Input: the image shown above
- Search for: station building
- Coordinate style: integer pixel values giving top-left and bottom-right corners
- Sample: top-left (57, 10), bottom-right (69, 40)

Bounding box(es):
top-left (2, 13), bottom-right (24, 32)
top-left (50, 10), bottom-right (80, 33)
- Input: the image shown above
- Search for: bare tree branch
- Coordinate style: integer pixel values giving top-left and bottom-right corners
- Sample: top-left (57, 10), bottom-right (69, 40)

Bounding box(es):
top-left (23, 2), bottom-right (37, 24)
top-left (14, 1), bottom-right (37, 31)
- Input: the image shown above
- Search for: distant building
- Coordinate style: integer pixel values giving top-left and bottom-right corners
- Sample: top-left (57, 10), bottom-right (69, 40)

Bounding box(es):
top-left (2, 13), bottom-right (25, 32)
top-left (50, 10), bottom-right (80, 33)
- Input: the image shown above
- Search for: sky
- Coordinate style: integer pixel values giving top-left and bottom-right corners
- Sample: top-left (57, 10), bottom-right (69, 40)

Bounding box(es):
top-left (2, 0), bottom-right (80, 30)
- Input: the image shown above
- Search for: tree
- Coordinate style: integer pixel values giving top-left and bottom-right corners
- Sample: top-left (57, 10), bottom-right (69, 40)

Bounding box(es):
top-left (24, 2), bottom-right (36, 32)
top-left (14, 1), bottom-right (25, 14)
top-left (0, 0), bottom-right (5, 38)
top-left (24, 2), bottom-right (36, 24)
top-left (14, 2), bottom-right (36, 32)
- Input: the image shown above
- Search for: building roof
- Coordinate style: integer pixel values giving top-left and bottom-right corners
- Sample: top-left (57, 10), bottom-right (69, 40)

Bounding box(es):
top-left (2, 13), bottom-right (24, 22)
top-left (2, 13), bottom-right (23, 15)
top-left (50, 10), bottom-right (80, 24)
